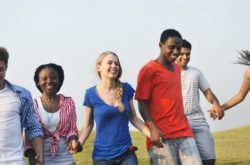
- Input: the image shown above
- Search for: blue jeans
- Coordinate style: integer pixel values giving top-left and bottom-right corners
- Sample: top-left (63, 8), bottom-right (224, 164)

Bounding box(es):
top-left (93, 150), bottom-right (138, 165)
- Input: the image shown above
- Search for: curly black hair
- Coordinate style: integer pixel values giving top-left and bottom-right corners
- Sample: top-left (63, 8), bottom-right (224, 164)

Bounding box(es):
top-left (34, 63), bottom-right (64, 93)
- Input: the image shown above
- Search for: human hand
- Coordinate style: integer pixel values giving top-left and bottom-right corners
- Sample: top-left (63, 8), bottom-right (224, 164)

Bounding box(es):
top-left (218, 109), bottom-right (225, 120)
top-left (208, 108), bottom-right (218, 120)
top-left (150, 127), bottom-right (163, 148)
top-left (68, 139), bottom-right (83, 154)
top-left (25, 148), bottom-right (43, 165)
top-left (35, 155), bottom-right (44, 165)
top-left (208, 106), bottom-right (225, 120)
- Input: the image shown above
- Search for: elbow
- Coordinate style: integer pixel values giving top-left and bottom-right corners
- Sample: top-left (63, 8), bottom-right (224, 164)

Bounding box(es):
top-left (237, 95), bottom-right (245, 103)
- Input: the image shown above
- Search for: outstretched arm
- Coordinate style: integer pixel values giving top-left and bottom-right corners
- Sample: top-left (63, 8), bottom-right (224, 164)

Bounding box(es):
top-left (138, 100), bottom-right (163, 147)
top-left (221, 68), bottom-right (250, 111)
top-left (128, 98), bottom-right (150, 138)
top-left (78, 107), bottom-right (94, 147)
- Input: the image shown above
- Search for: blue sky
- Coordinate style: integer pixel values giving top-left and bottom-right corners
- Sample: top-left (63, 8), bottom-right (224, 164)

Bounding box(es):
top-left (1, 0), bottom-right (250, 132)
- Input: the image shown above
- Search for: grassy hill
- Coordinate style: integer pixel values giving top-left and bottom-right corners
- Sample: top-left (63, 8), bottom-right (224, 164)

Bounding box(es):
top-left (73, 125), bottom-right (250, 165)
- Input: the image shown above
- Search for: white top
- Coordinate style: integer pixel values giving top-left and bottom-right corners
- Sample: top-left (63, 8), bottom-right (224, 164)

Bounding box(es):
top-left (0, 83), bottom-right (24, 164)
top-left (36, 97), bottom-right (60, 132)
top-left (181, 66), bottom-right (210, 122)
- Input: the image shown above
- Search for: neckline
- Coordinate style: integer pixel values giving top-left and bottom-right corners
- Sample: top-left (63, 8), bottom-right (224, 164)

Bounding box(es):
top-left (94, 86), bottom-right (120, 108)
top-left (38, 97), bottom-right (60, 113)
top-left (151, 60), bottom-right (176, 73)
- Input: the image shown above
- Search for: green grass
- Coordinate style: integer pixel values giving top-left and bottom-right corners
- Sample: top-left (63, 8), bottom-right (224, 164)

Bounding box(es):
top-left (73, 125), bottom-right (250, 165)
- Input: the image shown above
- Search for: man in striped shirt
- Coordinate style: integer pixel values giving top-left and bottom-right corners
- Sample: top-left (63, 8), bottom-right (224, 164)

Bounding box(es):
top-left (175, 39), bottom-right (224, 165)
top-left (0, 47), bottom-right (44, 165)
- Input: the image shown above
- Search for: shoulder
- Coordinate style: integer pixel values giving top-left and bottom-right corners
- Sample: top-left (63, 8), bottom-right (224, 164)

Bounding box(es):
top-left (122, 82), bottom-right (134, 91)
top-left (140, 60), bottom-right (156, 72)
top-left (9, 82), bottom-right (32, 96)
top-left (187, 66), bottom-right (204, 75)
top-left (138, 60), bottom-right (158, 78)
top-left (85, 86), bottom-right (96, 94)
top-left (59, 94), bottom-right (74, 102)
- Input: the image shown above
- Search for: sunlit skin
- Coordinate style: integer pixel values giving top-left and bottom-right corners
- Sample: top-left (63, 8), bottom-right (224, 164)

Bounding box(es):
top-left (0, 60), bottom-right (7, 90)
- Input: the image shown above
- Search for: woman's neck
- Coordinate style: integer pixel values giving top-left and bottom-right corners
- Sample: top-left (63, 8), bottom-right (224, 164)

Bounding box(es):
top-left (100, 79), bottom-right (116, 90)
top-left (41, 94), bottom-right (58, 102)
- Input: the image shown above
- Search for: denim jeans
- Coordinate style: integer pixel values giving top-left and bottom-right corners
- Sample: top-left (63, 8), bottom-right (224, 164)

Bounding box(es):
top-left (93, 150), bottom-right (138, 165)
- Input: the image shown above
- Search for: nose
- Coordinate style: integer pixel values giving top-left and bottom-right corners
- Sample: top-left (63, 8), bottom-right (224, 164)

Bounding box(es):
top-left (47, 77), bottom-right (54, 83)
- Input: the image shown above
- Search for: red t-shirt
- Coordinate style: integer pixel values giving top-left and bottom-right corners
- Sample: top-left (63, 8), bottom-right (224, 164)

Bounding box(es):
top-left (135, 60), bottom-right (193, 150)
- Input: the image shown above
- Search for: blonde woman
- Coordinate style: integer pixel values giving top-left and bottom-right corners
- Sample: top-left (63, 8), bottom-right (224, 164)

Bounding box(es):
top-left (78, 51), bottom-right (150, 165)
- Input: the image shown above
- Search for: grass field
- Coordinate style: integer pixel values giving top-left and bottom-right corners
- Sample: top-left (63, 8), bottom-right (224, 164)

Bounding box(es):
top-left (73, 125), bottom-right (250, 165)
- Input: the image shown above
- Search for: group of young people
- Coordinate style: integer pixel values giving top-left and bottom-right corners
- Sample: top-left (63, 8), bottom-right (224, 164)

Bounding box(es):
top-left (0, 28), bottom-right (249, 165)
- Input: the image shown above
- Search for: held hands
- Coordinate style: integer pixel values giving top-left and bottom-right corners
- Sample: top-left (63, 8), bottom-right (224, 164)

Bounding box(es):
top-left (208, 107), bottom-right (225, 120)
top-left (150, 126), bottom-right (164, 148)
top-left (68, 139), bottom-right (83, 154)
top-left (25, 149), bottom-right (44, 165)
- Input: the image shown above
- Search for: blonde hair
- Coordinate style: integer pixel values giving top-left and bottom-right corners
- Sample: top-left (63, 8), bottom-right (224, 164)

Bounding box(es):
top-left (96, 51), bottom-right (124, 112)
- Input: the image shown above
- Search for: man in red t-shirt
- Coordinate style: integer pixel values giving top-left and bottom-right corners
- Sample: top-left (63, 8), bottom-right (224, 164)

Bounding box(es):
top-left (135, 29), bottom-right (202, 165)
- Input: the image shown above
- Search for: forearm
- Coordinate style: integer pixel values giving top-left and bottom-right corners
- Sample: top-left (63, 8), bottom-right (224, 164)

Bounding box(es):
top-left (78, 124), bottom-right (93, 145)
top-left (222, 95), bottom-right (244, 111)
top-left (130, 117), bottom-right (150, 138)
top-left (31, 136), bottom-right (44, 163)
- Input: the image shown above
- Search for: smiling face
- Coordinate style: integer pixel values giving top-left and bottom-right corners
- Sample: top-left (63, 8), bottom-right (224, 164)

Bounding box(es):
top-left (38, 67), bottom-right (60, 95)
top-left (96, 53), bottom-right (120, 80)
top-left (160, 36), bottom-right (182, 64)
top-left (176, 47), bottom-right (191, 69)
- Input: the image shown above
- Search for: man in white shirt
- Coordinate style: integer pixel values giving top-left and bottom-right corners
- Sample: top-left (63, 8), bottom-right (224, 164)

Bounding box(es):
top-left (0, 47), bottom-right (44, 165)
top-left (175, 39), bottom-right (224, 165)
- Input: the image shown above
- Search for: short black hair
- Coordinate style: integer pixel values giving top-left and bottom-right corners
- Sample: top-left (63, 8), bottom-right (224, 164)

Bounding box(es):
top-left (34, 63), bottom-right (64, 93)
top-left (182, 39), bottom-right (192, 50)
top-left (160, 29), bottom-right (182, 43)
top-left (0, 47), bottom-right (9, 65)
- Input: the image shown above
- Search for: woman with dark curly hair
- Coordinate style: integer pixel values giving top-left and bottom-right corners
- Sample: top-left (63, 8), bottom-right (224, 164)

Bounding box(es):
top-left (25, 63), bottom-right (80, 165)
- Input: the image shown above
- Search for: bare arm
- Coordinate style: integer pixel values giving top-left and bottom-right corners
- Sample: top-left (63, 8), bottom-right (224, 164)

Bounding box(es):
top-left (78, 107), bottom-right (94, 146)
top-left (31, 136), bottom-right (44, 165)
top-left (221, 68), bottom-right (250, 111)
top-left (138, 100), bottom-right (163, 147)
top-left (203, 88), bottom-right (224, 119)
top-left (128, 98), bottom-right (150, 138)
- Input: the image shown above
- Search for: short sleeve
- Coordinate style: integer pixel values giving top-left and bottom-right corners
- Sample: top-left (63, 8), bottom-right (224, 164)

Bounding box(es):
top-left (198, 69), bottom-right (210, 91)
top-left (122, 82), bottom-right (135, 100)
top-left (83, 88), bottom-right (93, 108)
top-left (135, 65), bottom-right (154, 101)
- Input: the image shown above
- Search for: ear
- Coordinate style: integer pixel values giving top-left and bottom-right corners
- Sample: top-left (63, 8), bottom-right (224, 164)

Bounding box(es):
top-left (96, 64), bottom-right (101, 72)
top-left (159, 42), bottom-right (162, 48)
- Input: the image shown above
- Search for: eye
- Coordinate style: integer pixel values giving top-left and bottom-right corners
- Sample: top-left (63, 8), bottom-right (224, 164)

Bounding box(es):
top-left (40, 77), bottom-right (48, 81)
top-left (114, 62), bottom-right (119, 66)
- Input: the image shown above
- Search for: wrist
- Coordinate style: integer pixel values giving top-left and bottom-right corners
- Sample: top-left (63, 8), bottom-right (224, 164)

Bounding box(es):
top-left (68, 135), bottom-right (78, 143)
